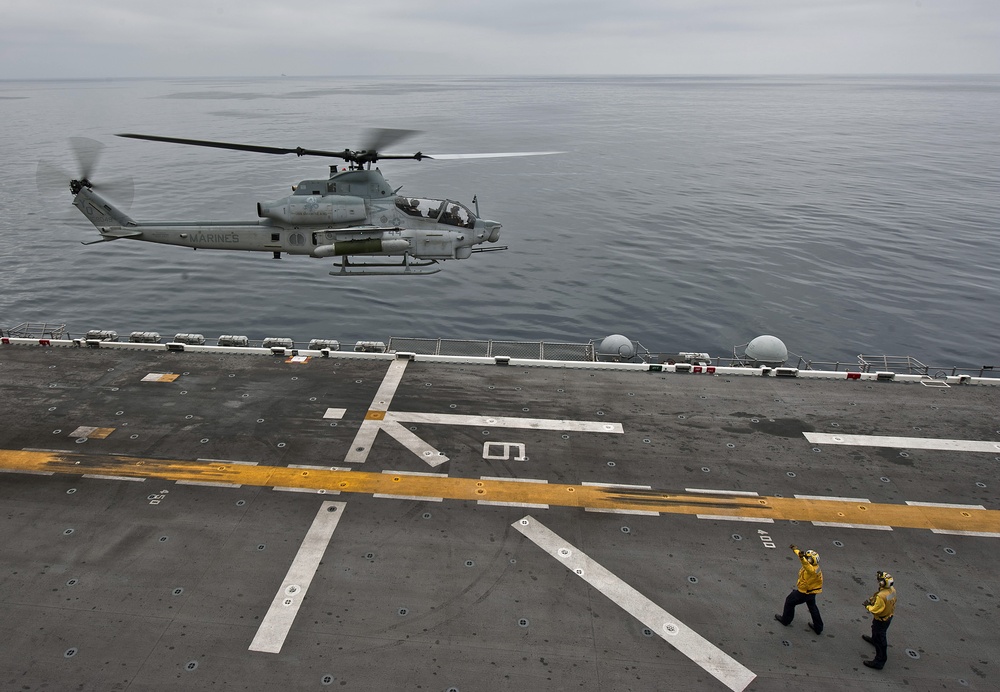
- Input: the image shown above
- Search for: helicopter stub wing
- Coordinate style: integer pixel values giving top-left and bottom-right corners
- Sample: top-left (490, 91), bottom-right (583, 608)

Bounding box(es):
top-left (81, 229), bottom-right (144, 245)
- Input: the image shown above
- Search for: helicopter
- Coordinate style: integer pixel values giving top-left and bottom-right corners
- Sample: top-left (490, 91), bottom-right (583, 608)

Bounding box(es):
top-left (47, 130), bottom-right (559, 276)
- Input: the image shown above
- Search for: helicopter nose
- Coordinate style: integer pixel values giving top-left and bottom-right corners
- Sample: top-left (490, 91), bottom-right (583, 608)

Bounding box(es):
top-left (484, 221), bottom-right (502, 243)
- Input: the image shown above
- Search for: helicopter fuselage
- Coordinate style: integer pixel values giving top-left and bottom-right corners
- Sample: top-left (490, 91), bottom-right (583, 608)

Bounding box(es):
top-left (70, 167), bottom-right (503, 275)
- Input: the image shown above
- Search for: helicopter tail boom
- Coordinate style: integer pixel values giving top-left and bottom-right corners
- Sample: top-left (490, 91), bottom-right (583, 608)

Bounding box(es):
top-left (72, 185), bottom-right (138, 233)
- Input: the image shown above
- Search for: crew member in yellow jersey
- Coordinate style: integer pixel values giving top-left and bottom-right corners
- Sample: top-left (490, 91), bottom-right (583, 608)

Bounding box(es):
top-left (862, 571), bottom-right (896, 670)
top-left (774, 544), bottom-right (823, 634)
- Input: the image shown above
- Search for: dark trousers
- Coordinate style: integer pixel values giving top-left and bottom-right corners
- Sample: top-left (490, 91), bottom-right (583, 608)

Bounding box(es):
top-left (871, 617), bottom-right (892, 667)
top-left (779, 590), bottom-right (823, 632)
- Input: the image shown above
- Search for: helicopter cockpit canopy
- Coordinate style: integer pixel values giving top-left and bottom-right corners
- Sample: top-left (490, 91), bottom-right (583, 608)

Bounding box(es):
top-left (395, 197), bottom-right (475, 229)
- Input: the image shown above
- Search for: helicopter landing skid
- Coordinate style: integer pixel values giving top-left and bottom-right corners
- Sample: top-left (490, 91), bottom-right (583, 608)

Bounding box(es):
top-left (330, 255), bottom-right (441, 276)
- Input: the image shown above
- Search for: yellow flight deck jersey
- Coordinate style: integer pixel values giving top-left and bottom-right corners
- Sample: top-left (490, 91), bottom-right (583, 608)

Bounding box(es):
top-left (866, 586), bottom-right (897, 621)
top-left (794, 550), bottom-right (823, 594)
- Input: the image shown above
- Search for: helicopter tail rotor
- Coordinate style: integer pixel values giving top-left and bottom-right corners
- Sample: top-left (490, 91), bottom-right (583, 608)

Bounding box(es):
top-left (37, 136), bottom-right (134, 208)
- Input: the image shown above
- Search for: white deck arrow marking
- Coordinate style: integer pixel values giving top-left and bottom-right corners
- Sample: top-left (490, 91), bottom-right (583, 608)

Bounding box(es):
top-left (513, 515), bottom-right (756, 692)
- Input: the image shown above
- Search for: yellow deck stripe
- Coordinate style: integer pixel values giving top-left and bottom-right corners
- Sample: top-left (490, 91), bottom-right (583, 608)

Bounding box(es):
top-left (2, 449), bottom-right (998, 533)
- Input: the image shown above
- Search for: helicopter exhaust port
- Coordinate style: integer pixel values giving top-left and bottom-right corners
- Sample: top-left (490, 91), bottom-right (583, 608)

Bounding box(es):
top-left (312, 238), bottom-right (410, 258)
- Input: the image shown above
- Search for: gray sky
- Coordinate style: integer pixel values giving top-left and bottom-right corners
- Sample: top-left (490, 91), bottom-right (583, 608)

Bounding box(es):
top-left (2, 0), bottom-right (998, 79)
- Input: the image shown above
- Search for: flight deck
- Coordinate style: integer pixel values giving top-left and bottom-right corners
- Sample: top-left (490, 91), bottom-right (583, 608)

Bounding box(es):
top-left (1, 340), bottom-right (998, 690)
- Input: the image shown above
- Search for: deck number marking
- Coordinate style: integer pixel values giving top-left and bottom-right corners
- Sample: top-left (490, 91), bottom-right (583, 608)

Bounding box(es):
top-left (758, 529), bottom-right (776, 549)
top-left (483, 442), bottom-right (527, 462)
top-left (148, 489), bottom-right (169, 505)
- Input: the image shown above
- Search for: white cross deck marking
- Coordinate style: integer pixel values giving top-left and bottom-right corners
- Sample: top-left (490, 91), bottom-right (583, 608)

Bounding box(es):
top-left (343, 359), bottom-right (624, 466)
top-left (388, 411), bottom-right (623, 433)
top-left (805, 432), bottom-right (1000, 453)
top-left (379, 419), bottom-right (448, 466)
top-left (344, 359), bottom-right (410, 464)
top-left (513, 515), bottom-right (756, 692)
top-left (371, 359), bottom-right (409, 411)
top-left (249, 501), bottom-right (347, 653)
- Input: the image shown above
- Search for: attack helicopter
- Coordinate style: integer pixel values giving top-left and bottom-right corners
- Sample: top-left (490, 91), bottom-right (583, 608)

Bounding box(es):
top-left (47, 130), bottom-right (558, 275)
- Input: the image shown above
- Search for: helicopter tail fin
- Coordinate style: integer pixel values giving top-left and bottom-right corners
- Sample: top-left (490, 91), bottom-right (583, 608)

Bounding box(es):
top-left (72, 186), bottom-right (138, 231)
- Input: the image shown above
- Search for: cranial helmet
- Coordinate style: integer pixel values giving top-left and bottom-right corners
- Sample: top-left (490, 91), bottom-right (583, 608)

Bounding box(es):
top-left (804, 549), bottom-right (819, 565)
top-left (877, 571), bottom-right (894, 588)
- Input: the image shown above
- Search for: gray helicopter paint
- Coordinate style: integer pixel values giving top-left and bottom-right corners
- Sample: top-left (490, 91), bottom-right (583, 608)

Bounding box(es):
top-left (69, 166), bottom-right (501, 273)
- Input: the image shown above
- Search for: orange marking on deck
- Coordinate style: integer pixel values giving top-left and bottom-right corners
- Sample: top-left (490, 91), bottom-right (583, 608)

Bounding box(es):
top-left (141, 373), bottom-right (180, 382)
top-left (67, 426), bottom-right (116, 439)
top-left (1, 449), bottom-right (999, 535)
top-left (365, 410), bottom-right (386, 421)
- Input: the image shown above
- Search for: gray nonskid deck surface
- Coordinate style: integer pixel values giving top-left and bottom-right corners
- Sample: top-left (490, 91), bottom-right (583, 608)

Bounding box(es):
top-left (0, 345), bottom-right (997, 690)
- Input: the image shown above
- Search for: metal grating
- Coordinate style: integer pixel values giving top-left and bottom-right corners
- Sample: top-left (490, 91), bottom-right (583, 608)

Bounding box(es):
top-left (489, 341), bottom-right (545, 359)
top-left (439, 339), bottom-right (491, 357)
top-left (7, 322), bottom-right (69, 339)
top-left (541, 342), bottom-right (593, 361)
top-left (387, 338), bottom-right (439, 354)
top-left (387, 338), bottom-right (595, 361)
top-left (858, 355), bottom-right (929, 375)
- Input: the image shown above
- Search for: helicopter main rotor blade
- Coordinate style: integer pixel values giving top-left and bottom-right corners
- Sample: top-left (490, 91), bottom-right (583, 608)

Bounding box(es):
top-left (418, 151), bottom-right (565, 160)
top-left (117, 132), bottom-right (563, 166)
top-left (362, 128), bottom-right (421, 153)
top-left (116, 133), bottom-right (354, 160)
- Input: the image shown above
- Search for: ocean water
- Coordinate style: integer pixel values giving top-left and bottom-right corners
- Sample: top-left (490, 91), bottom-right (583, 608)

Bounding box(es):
top-left (1, 75), bottom-right (998, 367)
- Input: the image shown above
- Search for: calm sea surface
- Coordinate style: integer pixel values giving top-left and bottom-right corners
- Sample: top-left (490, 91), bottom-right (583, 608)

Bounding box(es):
top-left (1, 75), bottom-right (998, 366)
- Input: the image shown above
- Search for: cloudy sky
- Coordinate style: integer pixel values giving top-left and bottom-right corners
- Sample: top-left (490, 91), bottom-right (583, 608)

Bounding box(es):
top-left (1, 0), bottom-right (997, 79)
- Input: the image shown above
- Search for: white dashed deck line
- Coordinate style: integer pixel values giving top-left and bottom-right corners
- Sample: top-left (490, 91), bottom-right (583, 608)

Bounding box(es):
top-left (810, 522), bottom-right (893, 531)
top-left (685, 488), bottom-right (760, 497)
